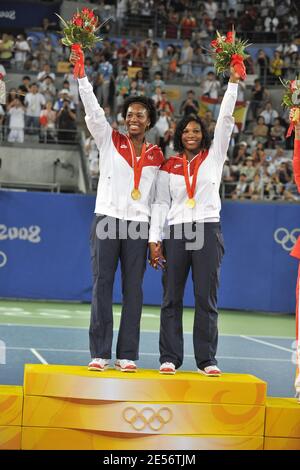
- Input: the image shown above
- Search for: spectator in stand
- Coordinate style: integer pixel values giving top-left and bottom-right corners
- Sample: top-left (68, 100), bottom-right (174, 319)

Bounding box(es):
top-left (260, 101), bottom-right (279, 128)
top-left (6, 88), bottom-right (18, 107)
top-left (155, 108), bottom-right (171, 154)
top-left (7, 98), bottom-right (25, 143)
top-left (24, 83), bottom-right (46, 135)
top-left (54, 89), bottom-right (75, 113)
top-left (179, 39), bottom-right (193, 82)
top-left (225, 9), bottom-right (237, 30)
top-left (157, 91), bottom-right (174, 117)
top-left (200, 71), bottom-right (221, 120)
top-left (249, 79), bottom-right (269, 120)
top-left (147, 42), bottom-right (163, 80)
top-left (261, 0), bottom-right (275, 17)
top-left (248, 173), bottom-right (264, 200)
top-left (204, 0), bottom-right (218, 20)
top-left (286, 51), bottom-right (300, 79)
top-left (151, 72), bottom-right (165, 94)
top-left (18, 76), bottom-right (31, 103)
top-left (256, 49), bottom-right (270, 82)
top-left (264, 9), bottom-right (279, 32)
top-left (270, 118), bottom-right (285, 147)
top-left (162, 44), bottom-right (179, 80)
top-left (37, 64), bottom-right (56, 83)
top-left (39, 100), bottom-right (56, 143)
top-left (85, 134), bottom-right (99, 189)
top-left (179, 89), bottom-right (199, 117)
top-left (14, 34), bottom-right (30, 70)
top-left (40, 75), bottom-right (56, 104)
top-left (253, 116), bottom-right (269, 145)
top-left (64, 66), bottom-right (80, 106)
top-left (180, 10), bottom-right (197, 40)
top-left (270, 51), bottom-right (284, 80)
top-left (165, 8), bottom-right (179, 39)
top-left (56, 99), bottom-right (77, 144)
top-left (232, 141), bottom-right (249, 166)
top-left (231, 173), bottom-right (249, 200)
top-left (116, 67), bottom-right (130, 110)
top-left (135, 69), bottom-right (147, 95)
top-left (0, 33), bottom-right (14, 67)
top-left (239, 156), bottom-right (257, 182)
top-left (96, 52), bottom-right (114, 107)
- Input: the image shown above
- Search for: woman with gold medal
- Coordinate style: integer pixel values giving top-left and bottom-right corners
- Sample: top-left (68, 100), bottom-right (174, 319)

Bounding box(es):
top-left (69, 49), bottom-right (164, 373)
top-left (148, 67), bottom-right (240, 376)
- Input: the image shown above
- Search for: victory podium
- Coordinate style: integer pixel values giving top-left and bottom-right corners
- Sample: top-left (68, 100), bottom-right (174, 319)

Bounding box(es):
top-left (1, 365), bottom-right (299, 450)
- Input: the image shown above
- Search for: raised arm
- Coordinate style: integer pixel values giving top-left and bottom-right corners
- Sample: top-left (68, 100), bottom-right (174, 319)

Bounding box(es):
top-left (212, 68), bottom-right (239, 165)
top-left (70, 50), bottom-right (112, 150)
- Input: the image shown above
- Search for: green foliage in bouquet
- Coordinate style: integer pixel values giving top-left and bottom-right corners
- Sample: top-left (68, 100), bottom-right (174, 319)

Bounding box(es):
top-left (211, 31), bottom-right (250, 76)
top-left (56, 7), bottom-right (102, 50)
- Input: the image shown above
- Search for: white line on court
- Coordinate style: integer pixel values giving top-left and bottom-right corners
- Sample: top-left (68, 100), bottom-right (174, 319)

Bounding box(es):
top-left (30, 348), bottom-right (48, 364)
top-left (240, 335), bottom-right (294, 353)
top-left (6, 346), bottom-right (291, 363)
top-left (0, 323), bottom-right (294, 340)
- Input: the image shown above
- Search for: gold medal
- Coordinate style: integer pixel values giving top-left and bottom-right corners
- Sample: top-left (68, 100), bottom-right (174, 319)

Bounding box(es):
top-left (131, 188), bottom-right (141, 200)
top-left (186, 198), bottom-right (196, 208)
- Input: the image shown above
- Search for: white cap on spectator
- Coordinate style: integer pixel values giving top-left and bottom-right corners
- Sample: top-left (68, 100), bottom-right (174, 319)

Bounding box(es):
top-left (239, 141), bottom-right (247, 146)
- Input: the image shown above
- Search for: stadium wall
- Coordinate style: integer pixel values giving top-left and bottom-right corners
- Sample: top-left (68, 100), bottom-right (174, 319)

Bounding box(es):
top-left (0, 190), bottom-right (298, 313)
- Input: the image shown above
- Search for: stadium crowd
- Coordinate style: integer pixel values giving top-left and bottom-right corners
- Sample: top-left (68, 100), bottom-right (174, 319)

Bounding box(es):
top-left (0, 0), bottom-right (299, 199)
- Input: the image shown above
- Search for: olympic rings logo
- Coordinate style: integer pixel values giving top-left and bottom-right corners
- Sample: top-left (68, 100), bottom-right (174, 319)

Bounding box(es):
top-left (122, 406), bottom-right (173, 431)
top-left (0, 251), bottom-right (7, 268)
top-left (274, 228), bottom-right (300, 251)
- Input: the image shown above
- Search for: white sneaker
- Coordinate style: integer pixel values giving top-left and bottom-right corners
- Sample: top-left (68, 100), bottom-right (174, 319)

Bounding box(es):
top-left (115, 359), bottom-right (137, 372)
top-left (159, 362), bottom-right (176, 375)
top-left (88, 358), bottom-right (110, 371)
top-left (198, 365), bottom-right (221, 377)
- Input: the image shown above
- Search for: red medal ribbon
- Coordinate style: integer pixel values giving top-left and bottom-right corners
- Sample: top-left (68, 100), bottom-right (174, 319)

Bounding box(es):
top-left (128, 139), bottom-right (147, 191)
top-left (182, 150), bottom-right (208, 200)
top-left (71, 43), bottom-right (85, 79)
top-left (230, 53), bottom-right (246, 80)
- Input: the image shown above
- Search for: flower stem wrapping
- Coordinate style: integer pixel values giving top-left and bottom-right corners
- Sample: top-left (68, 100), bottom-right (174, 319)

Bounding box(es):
top-left (210, 30), bottom-right (249, 80)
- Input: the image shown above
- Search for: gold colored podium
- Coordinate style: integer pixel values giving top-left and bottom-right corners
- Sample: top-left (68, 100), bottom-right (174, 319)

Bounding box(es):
top-left (0, 385), bottom-right (23, 450)
top-left (21, 365), bottom-right (267, 450)
top-left (264, 398), bottom-right (300, 450)
top-left (1, 365), bottom-right (299, 450)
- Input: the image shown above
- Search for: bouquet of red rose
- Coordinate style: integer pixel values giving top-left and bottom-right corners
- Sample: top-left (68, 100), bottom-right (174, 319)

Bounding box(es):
top-left (280, 77), bottom-right (300, 137)
top-left (56, 8), bottom-right (102, 78)
top-left (210, 31), bottom-right (249, 80)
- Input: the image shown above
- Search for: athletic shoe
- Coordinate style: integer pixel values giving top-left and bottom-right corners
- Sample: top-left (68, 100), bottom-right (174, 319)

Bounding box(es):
top-left (198, 365), bottom-right (221, 377)
top-left (88, 358), bottom-right (110, 371)
top-left (115, 359), bottom-right (137, 372)
top-left (159, 362), bottom-right (176, 375)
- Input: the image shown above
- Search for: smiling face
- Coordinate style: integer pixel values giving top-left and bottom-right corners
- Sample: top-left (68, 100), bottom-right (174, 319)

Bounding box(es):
top-left (181, 120), bottom-right (203, 153)
top-left (125, 103), bottom-right (150, 138)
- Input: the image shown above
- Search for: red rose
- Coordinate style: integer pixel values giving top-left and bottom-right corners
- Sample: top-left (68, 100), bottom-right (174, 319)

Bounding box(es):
top-left (226, 31), bottom-right (234, 43)
top-left (211, 39), bottom-right (218, 48)
top-left (88, 11), bottom-right (95, 19)
top-left (74, 18), bottom-right (83, 27)
top-left (290, 80), bottom-right (297, 92)
top-left (85, 26), bottom-right (93, 33)
top-left (82, 8), bottom-right (90, 15)
top-left (216, 47), bottom-right (223, 53)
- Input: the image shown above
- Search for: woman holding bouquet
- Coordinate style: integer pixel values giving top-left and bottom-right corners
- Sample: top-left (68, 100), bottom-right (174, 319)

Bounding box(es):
top-left (148, 67), bottom-right (240, 376)
top-left (290, 119), bottom-right (300, 402)
top-left (69, 44), bottom-right (164, 373)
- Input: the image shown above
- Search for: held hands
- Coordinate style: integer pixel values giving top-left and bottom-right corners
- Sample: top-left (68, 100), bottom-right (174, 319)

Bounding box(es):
top-left (69, 46), bottom-right (85, 78)
top-left (148, 242), bottom-right (166, 270)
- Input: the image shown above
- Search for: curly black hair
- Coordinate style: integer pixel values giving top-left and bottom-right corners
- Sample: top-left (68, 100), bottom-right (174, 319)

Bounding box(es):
top-left (174, 115), bottom-right (211, 153)
top-left (122, 96), bottom-right (157, 129)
